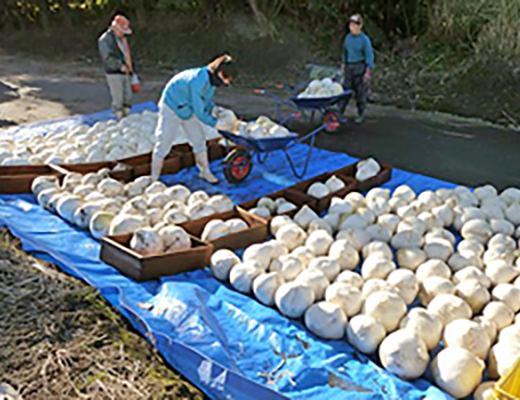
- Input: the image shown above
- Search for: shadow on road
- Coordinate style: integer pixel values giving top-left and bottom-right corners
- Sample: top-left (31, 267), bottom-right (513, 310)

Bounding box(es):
top-left (13, 77), bottom-right (159, 116)
top-left (0, 81), bottom-right (18, 104)
top-left (313, 113), bottom-right (519, 190)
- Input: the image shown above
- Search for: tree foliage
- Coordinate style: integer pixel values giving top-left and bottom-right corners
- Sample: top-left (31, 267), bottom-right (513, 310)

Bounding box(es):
top-left (0, 0), bottom-right (518, 60)
top-left (0, 0), bottom-right (433, 38)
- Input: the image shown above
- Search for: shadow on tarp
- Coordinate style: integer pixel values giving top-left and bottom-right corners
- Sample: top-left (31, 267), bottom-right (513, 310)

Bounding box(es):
top-left (0, 104), bottom-right (454, 400)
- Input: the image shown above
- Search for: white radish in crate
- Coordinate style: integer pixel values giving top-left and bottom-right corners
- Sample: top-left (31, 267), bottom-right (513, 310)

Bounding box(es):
top-left (356, 158), bottom-right (381, 181)
top-left (158, 226), bottom-right (191, 252)
top-left (130, 227), bottom-right (165, 256)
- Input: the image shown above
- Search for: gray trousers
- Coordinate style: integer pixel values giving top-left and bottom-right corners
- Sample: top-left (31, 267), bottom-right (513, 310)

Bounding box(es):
top-left (341, 62), bottom-right (368, 116)
top-left (106, 74), bottom-right (132, 115)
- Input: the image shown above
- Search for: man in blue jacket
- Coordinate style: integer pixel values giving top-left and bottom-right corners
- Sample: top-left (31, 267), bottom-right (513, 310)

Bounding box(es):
top-left (341, 14), bottom-right (375, 123)
top-left (151, 55), bottom-right (237, 183)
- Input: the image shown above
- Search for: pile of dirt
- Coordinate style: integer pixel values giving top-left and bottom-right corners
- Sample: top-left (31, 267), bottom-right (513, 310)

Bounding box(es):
top-left (0, 230), bottom-right (204, 400)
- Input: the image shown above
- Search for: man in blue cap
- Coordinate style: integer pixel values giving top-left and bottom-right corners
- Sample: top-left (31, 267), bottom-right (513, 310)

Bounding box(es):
top-left (341, 14), bottom-right (375, 124)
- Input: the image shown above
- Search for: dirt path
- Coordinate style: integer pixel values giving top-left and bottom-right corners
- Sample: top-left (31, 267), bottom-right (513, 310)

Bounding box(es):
top-left (0, 54), bottom-right (519, 189)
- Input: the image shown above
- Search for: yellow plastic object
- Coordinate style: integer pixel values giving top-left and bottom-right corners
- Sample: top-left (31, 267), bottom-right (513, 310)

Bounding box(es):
top-left (494, 357), bottom-right (520, 399)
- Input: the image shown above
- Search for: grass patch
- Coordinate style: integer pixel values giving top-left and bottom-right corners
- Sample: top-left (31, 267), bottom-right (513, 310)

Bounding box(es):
top-left (0, 229), bottom-right (205, 400)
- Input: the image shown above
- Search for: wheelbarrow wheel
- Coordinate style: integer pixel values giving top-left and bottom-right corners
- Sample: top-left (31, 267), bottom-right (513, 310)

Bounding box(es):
top-left (323, 111), bottom-right (341, 132)
top-left (223, 148), bottom-right (253, 184)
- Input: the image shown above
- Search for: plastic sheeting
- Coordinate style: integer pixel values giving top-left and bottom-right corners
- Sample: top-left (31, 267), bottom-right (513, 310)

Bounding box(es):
top-left (0, 107), bottom-right (456, 400)
top-left (0, 102), bottom-right (157, 141)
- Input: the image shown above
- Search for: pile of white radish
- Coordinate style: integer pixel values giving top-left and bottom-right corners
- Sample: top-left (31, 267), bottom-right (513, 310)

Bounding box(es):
top-left (247, 196), bottom-right (298, 219)
top-left (235, 116), bottom-right (292, 139)
top-left (201, 218), bottom-right (249, 241)
top-left (297, 78), bottom-right (344, 99)
top-left (211, 183), bottom-right (520, 398)
top-left (306, 175), bottom-right (347, 199)
top-left (215, 109), bottom-right (292, 139)
top-left (0, 111), bottom-right (158, 166)
top-left (356, 158), bottom-right (382, 181)
top-left (31, 171), bottom-right (234, 249)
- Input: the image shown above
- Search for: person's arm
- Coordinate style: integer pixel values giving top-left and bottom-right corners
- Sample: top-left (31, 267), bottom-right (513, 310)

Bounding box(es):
top-left (342, 35), bottom-right (349, 66)
top-left (190, 76), bottom-right (218, 127)
top-left (129, 36), bottom-right (137, 74)
top-left (98, 34), bottom-right (125, 72)
top-left (364, 35), bottom-right (375, 73)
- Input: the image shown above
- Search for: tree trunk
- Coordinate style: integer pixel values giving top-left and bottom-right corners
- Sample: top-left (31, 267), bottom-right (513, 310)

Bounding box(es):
top-left (59, 0), bottom-right (72, 29)
top-left (36, 0), bottom-right (51, 36)
top-left (135, 0), bottom-right (147, 28)
top-left (247, 0), bottom-right (268, 24)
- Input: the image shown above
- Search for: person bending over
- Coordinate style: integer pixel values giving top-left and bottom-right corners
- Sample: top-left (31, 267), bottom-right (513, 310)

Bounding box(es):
top-left (151, 55), bottom-right (237, 183)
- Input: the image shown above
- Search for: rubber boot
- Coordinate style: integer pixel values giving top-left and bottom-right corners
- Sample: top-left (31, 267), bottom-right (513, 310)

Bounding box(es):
top-left (195, 151), bottom-right (219, 184)
top-left (151, 156), bottom-right (163, 181)
top-left (354, 115), bottom-right (364, 124)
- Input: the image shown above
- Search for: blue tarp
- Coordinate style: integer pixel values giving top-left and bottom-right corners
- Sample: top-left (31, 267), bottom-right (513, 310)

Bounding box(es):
top-left (0, 102), bottom-right (157, 140)
top-left (0, 106), bottom-right (456, 400)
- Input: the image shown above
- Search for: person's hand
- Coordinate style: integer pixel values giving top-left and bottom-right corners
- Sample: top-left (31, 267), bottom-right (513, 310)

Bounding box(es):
top-left (212, 106), bottom-right (225, 119)
top-left (363, 71), bottom-right (372, 83)
top-left (121, 65), bottom-right (129, 74)
top-left (231, 120), bottom-right (243, 133)
top-left (216, 119), bottom-right (229, 132)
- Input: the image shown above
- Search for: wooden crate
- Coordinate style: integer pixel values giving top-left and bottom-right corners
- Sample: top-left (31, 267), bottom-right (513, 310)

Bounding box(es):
top-left (118, 153), bottom-right (152, 166)
top-left (335, 162), bottom-right (393, 192)
top-left (240, 187), bottom-right (316, 219)
top-left (208, 143), bottom-right (228, 162)
top-left (100, 234), bottom-right (213, 282)
top-left (0, 165), bottom-right (63, 194)
top-left (180, 207), bottom-right (268, 251)
top-left (289, 173), bottom-right (357, 213)
top-left (62, 162), bottom-right (134, 182)
top-left (180, 142), bottom-right (228, 168)
top-left (133, 156), bottom-right (183, 178)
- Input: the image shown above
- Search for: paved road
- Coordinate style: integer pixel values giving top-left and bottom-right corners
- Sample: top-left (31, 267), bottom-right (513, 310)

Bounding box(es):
top-left (222, 89), bottom-right (520, 190)
top-left (315, 107), bottom-right (520, 190)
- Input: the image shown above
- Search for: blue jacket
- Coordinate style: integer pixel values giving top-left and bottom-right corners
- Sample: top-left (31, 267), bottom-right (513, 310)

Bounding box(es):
top-left (343, 33), bottom-right (374, 69)
top-left (161, 67), bottom-right (217, 127)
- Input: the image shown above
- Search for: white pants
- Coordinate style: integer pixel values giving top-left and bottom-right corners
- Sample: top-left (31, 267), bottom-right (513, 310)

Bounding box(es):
top-left (153, 100), bottom-right (220, 159)
top-left (106, 74), bottom-right (132, 113)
